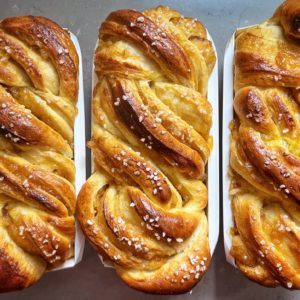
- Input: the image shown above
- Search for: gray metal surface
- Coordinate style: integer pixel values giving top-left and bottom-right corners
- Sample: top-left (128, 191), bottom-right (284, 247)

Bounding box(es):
top-left (0, 0), bottom-right (298, 299)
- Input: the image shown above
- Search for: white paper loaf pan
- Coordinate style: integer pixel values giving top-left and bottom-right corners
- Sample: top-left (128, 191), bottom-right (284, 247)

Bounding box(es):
top-left (91, 29), bottom-right (219, 267)
top-left (52, 32), bottom-right (86, 271)
top-left (222, 26), bottom-right (254, 267)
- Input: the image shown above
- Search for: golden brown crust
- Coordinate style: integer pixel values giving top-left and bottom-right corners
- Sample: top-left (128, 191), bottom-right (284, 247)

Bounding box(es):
top-left (234, 24), bottom-right (300, 90)
top-left (0, 16), bottom-right (78, 292)
top-left (274, 0), bottom-right (300, 39)
top-left (77, 6), bottom-right (215, 295)
top-left (99, 9), bottom-right (192, 82)
top-left (0, 16), bottom-right (79, 102)
top-left (230, 0), bottom-right (300, 290)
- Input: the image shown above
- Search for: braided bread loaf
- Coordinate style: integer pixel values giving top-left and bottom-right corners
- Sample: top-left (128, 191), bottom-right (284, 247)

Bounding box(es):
top-left (0, 16), bottom-right (78, 292)
top-left (77, 6), bottom-right (215, 294)
top-left (229, 0), bottom-right (300, 289)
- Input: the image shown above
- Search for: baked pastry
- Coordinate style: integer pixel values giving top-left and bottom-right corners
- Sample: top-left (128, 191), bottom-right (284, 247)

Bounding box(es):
top-left (0, 16), bottom-right (78, 292)
top-left (77, 6), bottom-right (215, 294)
top-left (229, 0), bottom-right (300, 289)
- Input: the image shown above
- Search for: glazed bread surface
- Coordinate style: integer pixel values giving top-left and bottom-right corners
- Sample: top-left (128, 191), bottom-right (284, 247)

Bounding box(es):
top-left (77, 6), bottom-right (215, 294)
top-left (0, 16), bottom-right (78, 292)
top-left (230, 0), bottom-right (300, 289)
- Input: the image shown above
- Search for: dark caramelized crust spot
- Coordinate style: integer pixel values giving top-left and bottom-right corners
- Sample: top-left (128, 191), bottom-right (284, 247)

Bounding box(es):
top-left (109, 79), bottom-right (204, 179)
top-left (275, 0), bottom-right (300, 38)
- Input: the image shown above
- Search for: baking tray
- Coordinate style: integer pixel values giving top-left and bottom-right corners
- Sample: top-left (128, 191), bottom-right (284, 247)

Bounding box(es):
top-left (90, 28), bottom-right (219, 267)
top-left (51, 32), bottom-right (86, 271)
top-left (222, 26), bottom-right (254, 267)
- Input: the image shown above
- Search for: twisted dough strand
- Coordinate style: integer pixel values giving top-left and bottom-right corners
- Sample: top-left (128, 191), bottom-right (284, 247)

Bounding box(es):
top-left (230, 0), bottom-right (300, 289)
top-left (0, 16), bottom-right (78, 292)
top-left (77, 6), bottom-right (215, 294)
